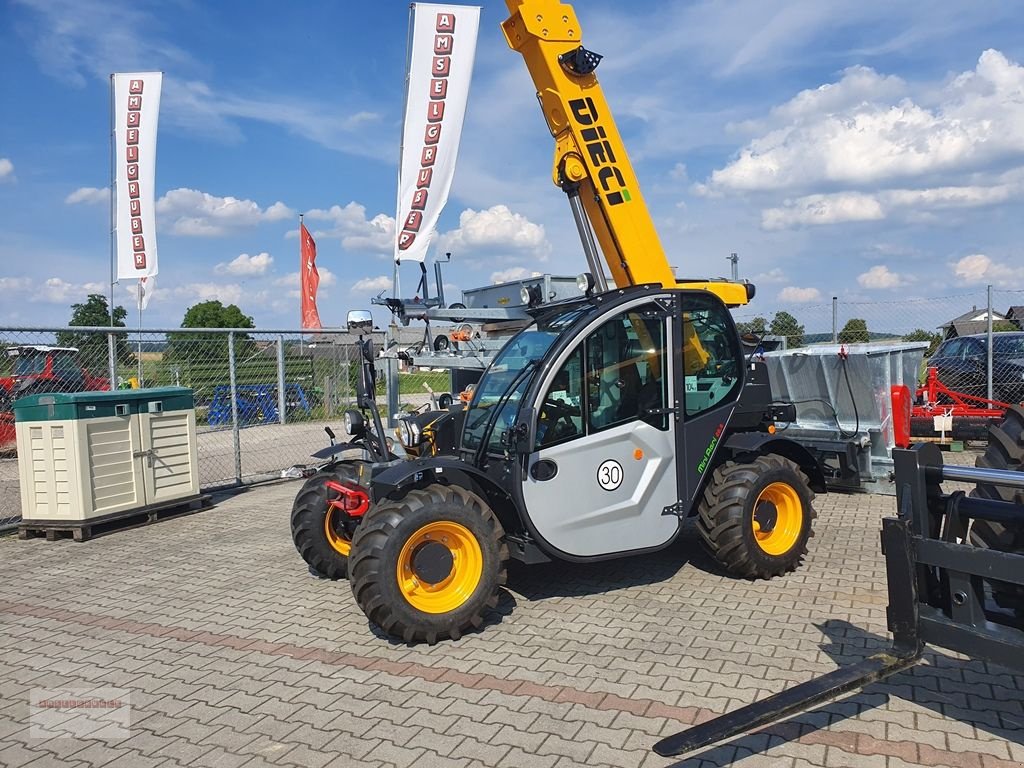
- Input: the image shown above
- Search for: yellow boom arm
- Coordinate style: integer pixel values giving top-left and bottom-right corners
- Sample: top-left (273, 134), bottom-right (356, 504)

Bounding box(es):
top-left (502, 0), bottom-right (751, 307)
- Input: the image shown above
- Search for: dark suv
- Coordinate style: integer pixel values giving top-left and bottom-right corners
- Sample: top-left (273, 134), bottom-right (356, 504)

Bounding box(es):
top-left (928, 332), bottom-right (1024, 405)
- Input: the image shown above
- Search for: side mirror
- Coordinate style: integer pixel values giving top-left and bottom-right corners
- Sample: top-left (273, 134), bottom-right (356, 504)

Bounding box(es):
top-left (347, 309), bottom-right (373, 333)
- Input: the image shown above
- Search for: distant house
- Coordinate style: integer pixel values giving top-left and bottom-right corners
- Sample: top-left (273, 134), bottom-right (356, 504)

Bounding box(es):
top-left (1006, 305), bottom-right (1024, 331)
top-left (939, 306), bottom-right (1007, 339)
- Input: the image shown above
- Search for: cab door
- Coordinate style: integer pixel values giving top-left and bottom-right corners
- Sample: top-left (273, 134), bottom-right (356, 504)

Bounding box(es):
top-left (520, 300), bottom-right (679, 558)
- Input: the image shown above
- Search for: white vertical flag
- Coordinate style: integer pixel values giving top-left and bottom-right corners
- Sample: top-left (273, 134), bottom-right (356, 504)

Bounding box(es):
top-left (394, 4), bottom-right (480, 264)
top-left (113, 72), bottom-right (162, 280)
top-left (137, 276), bottom-right (155, 311)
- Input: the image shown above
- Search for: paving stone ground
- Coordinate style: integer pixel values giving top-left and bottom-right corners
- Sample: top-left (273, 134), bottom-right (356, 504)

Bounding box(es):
top-left (0, 466), bottom-right (1021, 768)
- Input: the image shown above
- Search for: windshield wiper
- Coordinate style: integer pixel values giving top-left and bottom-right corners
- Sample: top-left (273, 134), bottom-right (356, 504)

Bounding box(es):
top-left (471, 360), bottom-right (537, 465)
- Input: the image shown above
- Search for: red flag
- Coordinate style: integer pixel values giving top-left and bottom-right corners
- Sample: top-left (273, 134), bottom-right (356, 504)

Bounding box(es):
top-left (300, 222), bottom-right (322, 329)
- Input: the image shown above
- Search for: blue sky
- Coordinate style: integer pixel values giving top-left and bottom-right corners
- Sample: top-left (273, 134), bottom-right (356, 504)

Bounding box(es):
top-left (2, 0), bottom-right (1024, 333)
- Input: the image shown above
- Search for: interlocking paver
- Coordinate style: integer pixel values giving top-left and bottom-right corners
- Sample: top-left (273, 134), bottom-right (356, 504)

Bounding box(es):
top-left (1, 464), bottom-right (1020, 768)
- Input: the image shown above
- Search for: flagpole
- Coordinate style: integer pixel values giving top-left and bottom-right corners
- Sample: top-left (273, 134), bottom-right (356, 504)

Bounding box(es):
top-left (299, 213), bottom-right (304, 329)
top-left (392, 2), bottom-right (417, 303)
top-left (108, 74), bottom-right (116, 327)
top-left (138, 284), bottom-right (143, 387)
top-left (107, 74), bottom-right (119, 390)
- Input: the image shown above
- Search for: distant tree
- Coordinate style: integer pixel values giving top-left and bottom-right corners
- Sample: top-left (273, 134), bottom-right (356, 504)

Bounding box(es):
top-left (770, 311), bottom-right (804, 348)
top-left (903, 329), bottom-right (943, 356)
top-left (56, 294), bottom-right (134, 373)
top-left (993, 320), bottom-right (1018, 332)
top-left (166, 300), bottom-right (257, 366)
top-left (735, 316), bottom-right (768, 337)
top-left (838, 318), bottom-right (870, 344)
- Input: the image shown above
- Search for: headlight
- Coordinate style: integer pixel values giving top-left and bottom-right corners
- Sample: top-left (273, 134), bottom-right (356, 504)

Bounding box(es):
top-left (410, 421), bottom-right (422, 443)
top-left (343, 409), bottom-right (365, 438)
top-left (399, 419), bottom-right (413, 446)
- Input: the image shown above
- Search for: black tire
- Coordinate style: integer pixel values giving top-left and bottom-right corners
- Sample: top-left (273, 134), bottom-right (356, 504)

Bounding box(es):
top-left (697, 454), bottom-right (816, 579)
top-left (970, 405), bottom-right (1024, 616)
top-left (349, 484), bottom-right (507, 644)
top-left (448, 303), bottom-right (466, 323)
top-left (290, 466), bottom-right (360, 580)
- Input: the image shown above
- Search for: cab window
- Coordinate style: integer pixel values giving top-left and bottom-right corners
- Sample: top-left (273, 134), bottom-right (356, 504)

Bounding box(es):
top-left (535, 303), bottom-right (669, 448)
top-left (682, 297), bottom-right (742, 417)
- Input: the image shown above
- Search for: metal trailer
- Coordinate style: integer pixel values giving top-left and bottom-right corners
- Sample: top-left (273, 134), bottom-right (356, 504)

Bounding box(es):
top-left (760, 343), bottom-right (928, 494)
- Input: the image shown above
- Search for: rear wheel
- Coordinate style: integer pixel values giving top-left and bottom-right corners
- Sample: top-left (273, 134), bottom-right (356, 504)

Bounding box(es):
top-left (697, 454), bottom-right (816, 579)
top-left (970, 405), bottom-right (1024, 617)
top-left (290, 467), bottom-right (360, 579)
top-left (349, 484), bottom-right (507, 644)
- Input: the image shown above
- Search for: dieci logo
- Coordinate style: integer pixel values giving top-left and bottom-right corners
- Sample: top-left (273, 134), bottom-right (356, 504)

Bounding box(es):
top-left (566, 97), bottom-right (631, 207)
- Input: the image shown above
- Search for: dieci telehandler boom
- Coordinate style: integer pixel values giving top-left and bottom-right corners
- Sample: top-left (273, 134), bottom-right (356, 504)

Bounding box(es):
top-left (333, 0), bottom-right (824, 646)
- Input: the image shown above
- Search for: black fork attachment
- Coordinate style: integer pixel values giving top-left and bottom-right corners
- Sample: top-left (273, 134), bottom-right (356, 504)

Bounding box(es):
top-left (653, 442), bottom-right (1024, 758)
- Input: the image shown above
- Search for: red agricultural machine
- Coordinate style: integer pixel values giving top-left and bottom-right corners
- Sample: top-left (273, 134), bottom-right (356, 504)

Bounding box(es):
top-left (0, 345), bottom-right (109, 452)
top-left (910, 365), bottom-right (1019, 442)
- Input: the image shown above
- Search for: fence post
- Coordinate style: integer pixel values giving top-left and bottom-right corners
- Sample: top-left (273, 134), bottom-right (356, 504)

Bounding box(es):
top-left (386, 325), bottom-right (399, 427)
top-left (228, 331), bottom-right (242, 484)
top-left (277, 335), bottom-right (287, 425)
top-left (832, 296), bottom-right (838, 343)
top-left (107, 331), bottom-right (116, 391)
top-left (987, 284), bottom-right (994, 407)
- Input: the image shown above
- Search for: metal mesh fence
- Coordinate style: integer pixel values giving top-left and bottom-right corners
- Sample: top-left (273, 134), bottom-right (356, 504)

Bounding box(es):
top-left (732, 287), bottom-right (1024, 406)
top-left (0, 326), bottom-right (366, 530)
top-left (3, 287), bottom-right (1022, 528)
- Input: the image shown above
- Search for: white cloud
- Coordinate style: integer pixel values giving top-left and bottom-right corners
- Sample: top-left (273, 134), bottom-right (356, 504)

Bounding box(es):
top-left (669, 163), bottom-right (689, 182)
top-left (156, 188), bottom-right (295, 236)
top-left (65, 186), bottom-right (108, 205)
top-left (263, 202), bottom-right (293, 222)
top-left (762, 193), bottom-right (884, 230)
top-left (490, 267), bottom-right (542, 284)
top-left (0, 277), bottom-right (33, 294)
top-left (750, 268), bottom-right (786, 284)
top-left (13, 1), bottom-right (391, 161)
top-left (761, 180), bottom-right (1024, 230)
top-left (438, 205), bottom-right (549, 259)
top-left (952, 253), bottom-right (1024, 287)
top-left (275, 267), bottom-right (338, 298)
top-left (0, 158), bottom-right (14, 183)
top-left (706, 50), bottom-right (1024, 194)
top-left (304, 203), bottom-right (395, 253)
top-left (215, 252), bottom-right (274, 276)
top-left (40, 277), bottom-right (106, 303)
top-left (778, 286), bottom-right (822, 303)
top-left (0, 276), bottom-right (107, 304)
top-left (857, 265), bottom-right (908, 290)
top-left (350, 276), bottom-right (393, 293)
top-left (883, 184), bottom-right (1017, 209)
top-left (172, 282), bottom-right (244, 306)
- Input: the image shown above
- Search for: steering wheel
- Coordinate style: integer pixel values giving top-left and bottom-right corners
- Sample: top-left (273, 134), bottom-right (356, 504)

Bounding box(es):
top-left (538, 398), bottom-right (579, 444)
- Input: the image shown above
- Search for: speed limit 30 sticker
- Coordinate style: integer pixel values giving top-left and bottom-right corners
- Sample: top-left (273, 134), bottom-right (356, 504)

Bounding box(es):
top-left (597, 459), bottom-right (623, 491)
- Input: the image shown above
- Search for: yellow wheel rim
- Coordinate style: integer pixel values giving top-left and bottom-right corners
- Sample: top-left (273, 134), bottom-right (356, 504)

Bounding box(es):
top-left (396, 521), bottom-right (483, 614)
top-left (324, 507), bottom-right (351, 557)
top-left (752, 482), bottom-right (803, 556)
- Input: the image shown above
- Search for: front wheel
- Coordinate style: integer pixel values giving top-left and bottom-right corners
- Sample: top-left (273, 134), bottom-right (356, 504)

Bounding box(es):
top-left (349, 485), bottom-right (508, 644)
top-left (290, 466), bottom-right (360, 579)
top-left (697, 454), bottom-right (816, 579)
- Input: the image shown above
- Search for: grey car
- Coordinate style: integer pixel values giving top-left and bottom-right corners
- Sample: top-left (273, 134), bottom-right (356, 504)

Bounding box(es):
top-left (928, 332), bottom-right (1024, 404)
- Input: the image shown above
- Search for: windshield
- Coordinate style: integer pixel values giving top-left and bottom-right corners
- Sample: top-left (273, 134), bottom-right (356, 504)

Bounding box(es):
top-left (13, 353), bottom-right (46, 376)
top-left (994, 335), bottom-right (1024, 358)
top-left (462, 305), bottom-right (588, 454)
